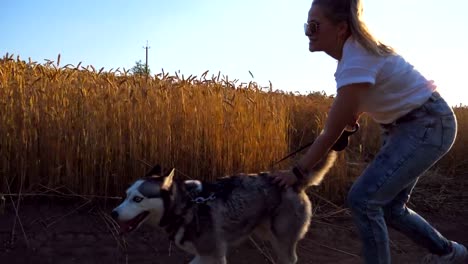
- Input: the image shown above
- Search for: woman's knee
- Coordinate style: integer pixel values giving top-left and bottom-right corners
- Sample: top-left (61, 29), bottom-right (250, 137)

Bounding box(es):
top-left (383, 200), bottom-right (407, 222)
top-left (346, 185), bottom-right (367, 213)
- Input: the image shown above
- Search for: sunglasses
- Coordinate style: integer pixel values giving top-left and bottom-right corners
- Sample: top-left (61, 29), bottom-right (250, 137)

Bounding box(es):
top-left (304, 21), bottom-right (320, 35)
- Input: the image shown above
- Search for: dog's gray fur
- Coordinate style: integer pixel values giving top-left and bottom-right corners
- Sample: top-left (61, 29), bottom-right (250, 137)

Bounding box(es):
top-left (112, 151), bottom-right (337, 264)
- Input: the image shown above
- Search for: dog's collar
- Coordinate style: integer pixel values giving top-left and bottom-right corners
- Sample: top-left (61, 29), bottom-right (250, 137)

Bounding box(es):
top-left (191, 193), bottom-right (216, 204)
top-left (189, 187), bottom-right (217, 204)
top-left (159, 199), bottom-right (193, 240)
top-left (158, 182), bottom-right (205, 240)
top-left (159, 181), bottom-right (220, 241)
top-left (159, 178), bottom-right (237, 241)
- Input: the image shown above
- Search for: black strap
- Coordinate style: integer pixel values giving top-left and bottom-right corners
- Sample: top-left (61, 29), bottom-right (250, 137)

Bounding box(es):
top-left (272, 123), bottom-right (360, 166)
top-left (331, 123), bottom-right (360, 151)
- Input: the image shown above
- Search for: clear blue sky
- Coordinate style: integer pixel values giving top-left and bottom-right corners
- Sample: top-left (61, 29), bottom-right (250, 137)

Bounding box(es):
top-left (2, 0), bottom-right (467, 106)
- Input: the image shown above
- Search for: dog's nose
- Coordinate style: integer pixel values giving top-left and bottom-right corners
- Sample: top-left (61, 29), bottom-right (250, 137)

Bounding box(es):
top-left (111, 210), bottom-right (119, 220)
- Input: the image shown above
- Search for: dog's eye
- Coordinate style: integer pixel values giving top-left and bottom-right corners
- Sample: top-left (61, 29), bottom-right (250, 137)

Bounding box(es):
top-left (133, 196), bottom-right (143, 203)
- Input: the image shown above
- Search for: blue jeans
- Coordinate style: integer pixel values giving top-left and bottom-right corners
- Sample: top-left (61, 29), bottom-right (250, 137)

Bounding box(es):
top-left (347, 92), bottom-right (458, 264)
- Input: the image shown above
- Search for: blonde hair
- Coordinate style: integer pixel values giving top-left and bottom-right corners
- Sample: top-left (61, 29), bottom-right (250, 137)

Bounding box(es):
top-left (312, 0), bottom-right (395, 56)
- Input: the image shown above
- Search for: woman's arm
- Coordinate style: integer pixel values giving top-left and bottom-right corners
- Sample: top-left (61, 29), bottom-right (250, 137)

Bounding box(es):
top-left (296, 82), bottom-right (369, 173)
top-left (273, 82), bottom-right (370, 187)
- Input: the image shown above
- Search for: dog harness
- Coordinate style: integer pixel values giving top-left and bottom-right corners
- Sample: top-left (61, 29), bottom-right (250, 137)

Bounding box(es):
top-left (159, 178), bottom-right (237, 242)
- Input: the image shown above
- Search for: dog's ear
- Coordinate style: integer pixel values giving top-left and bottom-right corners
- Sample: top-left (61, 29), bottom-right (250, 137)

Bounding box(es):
top-left (145, 164), bottom-right (162, 177)
top-left (161, 168), bottom-right (175, 190)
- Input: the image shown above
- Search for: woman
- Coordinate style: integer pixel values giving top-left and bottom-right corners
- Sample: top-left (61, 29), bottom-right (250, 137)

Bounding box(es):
top-left (272, 0), bottom-right (467, 263)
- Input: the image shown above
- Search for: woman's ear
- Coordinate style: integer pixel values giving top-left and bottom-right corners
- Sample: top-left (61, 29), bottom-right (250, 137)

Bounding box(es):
top-left (337, 20), bottom-right (350, 39)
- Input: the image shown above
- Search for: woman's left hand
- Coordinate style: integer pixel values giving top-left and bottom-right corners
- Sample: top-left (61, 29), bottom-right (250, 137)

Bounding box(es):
top-left (271, 170), bottom-right (298, 188)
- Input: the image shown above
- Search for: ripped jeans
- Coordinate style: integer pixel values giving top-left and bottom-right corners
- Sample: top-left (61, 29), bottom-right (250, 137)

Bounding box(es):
top-left (347, 92), bottom-right (458, 264)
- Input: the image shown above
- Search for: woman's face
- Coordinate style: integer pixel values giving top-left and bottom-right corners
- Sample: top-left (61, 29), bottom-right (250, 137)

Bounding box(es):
top-left (305, 4), bottom-right (348, 57)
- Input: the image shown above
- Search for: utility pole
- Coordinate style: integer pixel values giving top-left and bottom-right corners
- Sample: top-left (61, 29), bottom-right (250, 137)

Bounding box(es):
top-left (143, 40), bottom-right (151, 76)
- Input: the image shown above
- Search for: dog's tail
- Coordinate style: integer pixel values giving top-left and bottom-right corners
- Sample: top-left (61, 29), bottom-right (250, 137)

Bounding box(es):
top-left (294, 150), bottom-right (338, 191)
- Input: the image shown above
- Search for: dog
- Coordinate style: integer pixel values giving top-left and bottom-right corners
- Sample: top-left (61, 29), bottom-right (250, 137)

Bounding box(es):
top-left (111, 151), bottom-right (337, 264)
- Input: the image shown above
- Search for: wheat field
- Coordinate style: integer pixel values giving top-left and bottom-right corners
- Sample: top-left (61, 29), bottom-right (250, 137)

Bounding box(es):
top-left (1, 53), bottom-right (467, 201)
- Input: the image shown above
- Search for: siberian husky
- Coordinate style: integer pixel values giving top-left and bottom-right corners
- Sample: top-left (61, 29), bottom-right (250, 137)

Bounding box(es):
top-left (111, 151), bottom-right (337, 264)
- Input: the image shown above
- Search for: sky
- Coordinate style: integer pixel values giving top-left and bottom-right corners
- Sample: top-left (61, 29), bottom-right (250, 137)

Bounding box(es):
top-left (2, 0), bottom-right (468, 106)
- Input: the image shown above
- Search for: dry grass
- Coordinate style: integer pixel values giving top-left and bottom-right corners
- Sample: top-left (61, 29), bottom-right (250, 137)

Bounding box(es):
top-left (1, 53), bottom-right (467, 202)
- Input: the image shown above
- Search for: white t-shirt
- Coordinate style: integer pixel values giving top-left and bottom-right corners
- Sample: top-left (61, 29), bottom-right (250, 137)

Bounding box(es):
top-left (334, 36), bottom-right (436, 124)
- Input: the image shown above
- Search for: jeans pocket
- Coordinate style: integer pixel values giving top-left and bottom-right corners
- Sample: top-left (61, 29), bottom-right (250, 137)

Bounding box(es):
top-left (405, 117), bottom-right (436, 145)
top-left (420, 118), bottom-right (437, 143)
top-left (440, 115), bottom-right (457, 152)
top-left (414, 114), bottom-right (457, 151)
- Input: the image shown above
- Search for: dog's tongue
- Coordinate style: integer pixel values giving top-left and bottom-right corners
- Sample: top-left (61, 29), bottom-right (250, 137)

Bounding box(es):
top-left (118, 211), bottom-right (149, 234)
top-left (118, 220), bottom-right (137, 234)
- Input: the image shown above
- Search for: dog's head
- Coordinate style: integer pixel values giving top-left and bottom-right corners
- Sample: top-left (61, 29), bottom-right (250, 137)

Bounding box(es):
top-left (111, 165), bottom-right (174, 234)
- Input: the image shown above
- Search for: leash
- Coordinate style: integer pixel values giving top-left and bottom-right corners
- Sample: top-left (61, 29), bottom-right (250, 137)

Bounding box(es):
top-left (273, 141), bottom-right (315, 166)
top-left (272, 123), bottom-right (360, 167)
